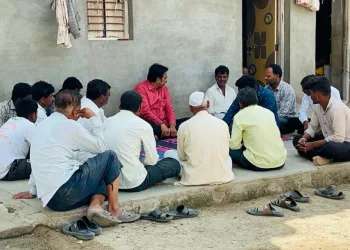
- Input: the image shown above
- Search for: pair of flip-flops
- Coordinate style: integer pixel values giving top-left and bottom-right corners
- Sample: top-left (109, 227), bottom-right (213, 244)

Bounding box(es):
top-left (247, 190), bottom-right (310, 217)
top-left (315, 185), bottom-right (345, 200)
top-left (62, 216), bottom-right (102, 240)
top-left (141, 205), bottom-right (199, 223)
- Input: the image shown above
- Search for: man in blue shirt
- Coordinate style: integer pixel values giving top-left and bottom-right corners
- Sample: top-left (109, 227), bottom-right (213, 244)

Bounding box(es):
top-left (223, 75), bottom-right (278, 126)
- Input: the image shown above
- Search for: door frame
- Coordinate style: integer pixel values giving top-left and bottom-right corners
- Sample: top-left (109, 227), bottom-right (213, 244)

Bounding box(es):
top-left (276, 0), bottom-right (284, 70)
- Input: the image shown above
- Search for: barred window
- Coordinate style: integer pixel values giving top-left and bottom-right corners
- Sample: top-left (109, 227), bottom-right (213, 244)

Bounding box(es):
top-left (87, 0), bottom-right (130, 40)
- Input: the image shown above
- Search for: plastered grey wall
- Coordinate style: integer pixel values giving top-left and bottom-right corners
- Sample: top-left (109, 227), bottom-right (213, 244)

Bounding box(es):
top-left (0, 0), bottom-right (242, 117)
top-left (284, 2), bottom-right (316, 101)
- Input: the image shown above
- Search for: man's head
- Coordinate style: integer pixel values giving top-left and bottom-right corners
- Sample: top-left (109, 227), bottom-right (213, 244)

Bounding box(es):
top-left (307, 76), bottom-right (331, 104)
top-left (243, 66), bottom-right (249, 75)
top-left (300, 74), bottom-right (316, 96)
top-left (62, 77), bottom-right (83, 93)
top-left (86, 79), bottom-right (111, 108)
top-left (235, 75), bottom-right (257, 91)
top-left (188, 91), bottom-right (209, 115)
top-left (119, 90), bottom-right (143, 116)
top-left (15, 98), bottom-right (38, 123)
top-left (265, 64), bottom-right (282, 87)
top-left (32, 81), bottom-right (55, 108)
top-left (215, 65), bottom-right (230, 88)
top-left (147, 63), bottom-right (168, 88)
top-left (237, 87), bottom-right (258, 110)
top-left (55, 90), bottom-right (82, 120)
top-left (11, 83), bottom-right (32, 105)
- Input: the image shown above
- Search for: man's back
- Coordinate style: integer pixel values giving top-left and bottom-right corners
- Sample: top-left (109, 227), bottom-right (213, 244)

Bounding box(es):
top-left (231, 105), bottom-right (286, 168)
top-left (177, 111), bottom-right (234, 185)
top-left (0, 117), bottom-right (35, 179)
top-left (31, 112), bottom-right (106, 199)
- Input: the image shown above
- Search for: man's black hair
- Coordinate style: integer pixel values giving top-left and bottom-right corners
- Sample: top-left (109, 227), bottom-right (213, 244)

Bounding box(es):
top-left (86, 79), bottom-right (111, 100)
top-left (147, 64), bottom-right (168, 82)
top-left (120, 90), bottom-right (142, 113)
top-left (15, 98), bottom-right (38, 119)
top-left (11, 83), bottom-right (32, 102)
top-left (32, 81), bottom-right (55, 102)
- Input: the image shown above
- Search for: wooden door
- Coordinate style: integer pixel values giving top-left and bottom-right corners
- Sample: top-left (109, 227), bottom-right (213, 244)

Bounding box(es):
top-left (245, 0), bottom-right (277, 85)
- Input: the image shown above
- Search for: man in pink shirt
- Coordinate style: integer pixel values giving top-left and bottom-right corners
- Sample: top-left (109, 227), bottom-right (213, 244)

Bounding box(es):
top-left (135, 64), bottom-right (177, 138)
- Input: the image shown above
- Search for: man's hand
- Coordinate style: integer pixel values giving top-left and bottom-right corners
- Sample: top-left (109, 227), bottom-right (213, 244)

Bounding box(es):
top-left (13, 192), bottom-right (35, 200)
top-left (169, 124), bottom-right (177, 137)
top-left (161, 124), bottom-right (170, 138)
top-left (78, 108), bottom-right (96, 119)
top-left (303, 121), bottom-right (309, 131)
top-left (296, 138), bottom-right (307, 151)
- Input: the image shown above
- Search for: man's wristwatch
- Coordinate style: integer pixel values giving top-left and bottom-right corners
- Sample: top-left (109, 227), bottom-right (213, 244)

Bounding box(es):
top-left (29, 192), bottom-right (37, 198)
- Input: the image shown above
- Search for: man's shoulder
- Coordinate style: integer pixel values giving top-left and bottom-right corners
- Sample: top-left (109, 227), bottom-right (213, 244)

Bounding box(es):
top-left (135, 80), bottom-right (148, 89)
top-left (0, 99), bottom-right (11, 108)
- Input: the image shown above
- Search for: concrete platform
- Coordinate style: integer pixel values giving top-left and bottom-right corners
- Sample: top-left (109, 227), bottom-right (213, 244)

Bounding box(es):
top-left (1, 140), bottom-right (350, 239)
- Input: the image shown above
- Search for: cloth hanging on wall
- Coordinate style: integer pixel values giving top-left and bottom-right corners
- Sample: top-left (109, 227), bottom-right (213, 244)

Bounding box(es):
top-left (51, 0), bottom-right (81, 48)
top-left (296, 0), bottom-right (320, 11)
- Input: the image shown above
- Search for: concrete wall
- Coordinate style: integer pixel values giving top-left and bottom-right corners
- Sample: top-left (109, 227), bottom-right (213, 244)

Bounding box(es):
top-left (284, 2), bottom-right (316, 101)
top-left (0, 0), bottom-right (242, 117)
top-left (331, 0), bottom-right (344, 93)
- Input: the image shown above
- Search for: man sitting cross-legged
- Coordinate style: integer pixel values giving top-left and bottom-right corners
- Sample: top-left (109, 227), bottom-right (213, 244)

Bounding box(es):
top-left (229, 87), bottom-right (287, 171)
top-left (0, 99), bottom-right (38, 181)
top-left (13, 90), bottom-right (139, 226)
top-left (293, 76), bottom-right (350, 166)
top-left (164, 91), bottom-right (234, 186)
top-left (103, 91), bottom-right (181, 192)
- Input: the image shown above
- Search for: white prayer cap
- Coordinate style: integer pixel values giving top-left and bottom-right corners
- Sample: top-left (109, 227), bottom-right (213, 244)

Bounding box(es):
top-left (189, 91), bottom-right (205, 107)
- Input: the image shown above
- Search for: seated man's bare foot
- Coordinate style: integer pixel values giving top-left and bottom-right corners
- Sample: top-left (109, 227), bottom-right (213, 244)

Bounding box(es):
top-left (87, 204), bottom-right (105, 214)
top-left (312, 156), bottom-right (331, 166)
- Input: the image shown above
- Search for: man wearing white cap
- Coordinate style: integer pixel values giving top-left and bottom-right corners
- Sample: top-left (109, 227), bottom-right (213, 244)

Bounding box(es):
top-left (164, 91), bottom-right (234, 186)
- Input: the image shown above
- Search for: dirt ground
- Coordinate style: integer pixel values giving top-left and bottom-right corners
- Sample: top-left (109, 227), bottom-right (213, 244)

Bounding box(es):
top-left (2, 184), bottom-right (350, 250)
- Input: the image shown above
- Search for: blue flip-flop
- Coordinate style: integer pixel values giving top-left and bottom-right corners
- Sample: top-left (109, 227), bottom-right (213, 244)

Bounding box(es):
top-left (62, 220), bottom-right (95, 240)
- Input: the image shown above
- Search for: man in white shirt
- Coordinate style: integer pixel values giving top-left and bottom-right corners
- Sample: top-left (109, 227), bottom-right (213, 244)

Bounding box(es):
top-left (298, 74), bottom-right (341, 131)
top-left (104, 91), bottom-right (180, 192)
top-left (31, 81), bottom-right (55, 125)
top-left (205, 65), bottom-right (237, 119)
top-left (13, 90), bottom-right (139, 226)
top-left (0, 99), bottom-right (37, 181)
top-left (79, 79), bottom-right (109, 133)
top-left (164, 91), bottom-right (234, 186)
top-left (294, 77), bottom-right (350, 166)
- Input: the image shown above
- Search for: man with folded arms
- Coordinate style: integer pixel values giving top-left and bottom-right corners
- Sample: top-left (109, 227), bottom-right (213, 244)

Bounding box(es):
top-left (13, 90), bottom-right (139, 227)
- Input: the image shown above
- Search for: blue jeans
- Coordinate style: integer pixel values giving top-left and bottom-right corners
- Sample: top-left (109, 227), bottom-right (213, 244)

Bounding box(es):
top-left (229, 149), bottom-right (284, 172)
top-left (47, 151), bottom-right (122, 211)
top-left (121, 158), bottom-right (181, 192)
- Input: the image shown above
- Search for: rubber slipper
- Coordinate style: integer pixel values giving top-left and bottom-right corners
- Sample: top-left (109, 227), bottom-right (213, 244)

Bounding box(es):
top-left (141, 209), bottom-right (174, 222)
top-left (280, 190), bottom-right (310, 203)
top-left (247, 204), bottom-right (284, 217)
top-left (62, 220), bottom-right (95, 240)
top-left (87, 210), bottom-right (121, 227)
top-left (81, 216), bottom-right (102, 235)
top-left (117, 210), bottom-right (141, 223)
top-left (167, 205), bottom-right (199, 219)
top-left (315, 185), bottom-right (345, 200)
top-left (270, 197), bottom-right (300, 212)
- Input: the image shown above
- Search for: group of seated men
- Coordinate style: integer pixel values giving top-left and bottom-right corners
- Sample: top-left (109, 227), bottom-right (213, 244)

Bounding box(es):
top-left (0, 62), bottom-right (348, 223)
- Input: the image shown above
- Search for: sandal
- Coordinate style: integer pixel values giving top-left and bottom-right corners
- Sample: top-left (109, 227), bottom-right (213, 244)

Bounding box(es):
top-left (87, 210), bottom-right (121, 228)
top-left (270, 197), bottom-right (300, 212)
top-left (315, 185), bottom-right (345, 200)
top-left (247, 204), bottom-right (284, 217)
top-left (167, 205), bottom-right (199, 220)
top-left (81, 216), bottom-right (102, 235)
top-left (280, 190), bottom-right (310, 203)
top-left (141, 209), bottom-right (174, 222)
top-left (117, 210), bottom-right (141, 223)
top-left (62, 220), bottom-right (95, 240)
